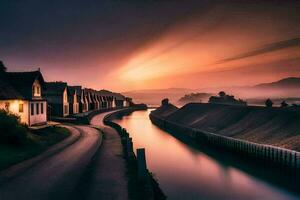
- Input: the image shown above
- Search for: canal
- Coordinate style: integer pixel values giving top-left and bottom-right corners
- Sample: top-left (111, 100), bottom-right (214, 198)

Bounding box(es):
top-left (113, 109), bottom-right (300, 200)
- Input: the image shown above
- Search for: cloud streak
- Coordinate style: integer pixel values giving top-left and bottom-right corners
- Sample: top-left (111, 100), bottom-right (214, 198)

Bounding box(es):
top-left (218, 37), bottom-right (300, 64)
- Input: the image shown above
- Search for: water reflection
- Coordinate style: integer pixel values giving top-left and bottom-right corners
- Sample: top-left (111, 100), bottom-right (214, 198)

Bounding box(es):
top-left (113, 110), bottom-right (299, 200)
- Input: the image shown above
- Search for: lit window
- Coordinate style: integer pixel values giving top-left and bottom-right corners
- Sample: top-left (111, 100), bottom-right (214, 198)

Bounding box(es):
top-left (5, 102), bottom-right (9, 111)
top-left (31, 103), bottom-right (34, 115)
top-left (64, 105), bottom-right (68, 114)
top-left (19, 104), bottom-right (24, 113)
top-left (37, 86), bottom-right (40, 95)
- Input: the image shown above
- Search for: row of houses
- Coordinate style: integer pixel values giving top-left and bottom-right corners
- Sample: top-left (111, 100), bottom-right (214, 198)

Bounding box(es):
top-left (45, 82), bottom-right (131, 117)
top-left (0, 61), bottom-right (132, 126)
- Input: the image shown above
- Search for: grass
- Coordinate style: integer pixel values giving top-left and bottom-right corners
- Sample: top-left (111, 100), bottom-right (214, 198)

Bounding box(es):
top-left (0, 126), bottom-right (70, 171)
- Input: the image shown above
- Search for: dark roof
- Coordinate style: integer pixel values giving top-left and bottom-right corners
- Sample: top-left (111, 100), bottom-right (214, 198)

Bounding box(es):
top-left (44, 82), bottom-right (69, 104)
top-left (0, 70), bottom-right (45, 100)
top-left (70, 86), bottom-right (82, 97)
top-left (44, 82), bottom-right (68, 95)
top-left (113, 93), bottom-right (125, 100)
top-left (0, 73), bottom-right (23, 99)
top-left (68, 87), bottom-right (77, 96)
top-left (68, 86), bottom-right (80, 103)
top-left (98, 89), bottom-right (113, 96)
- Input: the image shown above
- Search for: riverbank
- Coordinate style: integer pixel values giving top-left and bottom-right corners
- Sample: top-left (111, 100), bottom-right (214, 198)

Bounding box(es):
top-left (150, 103), bottom-right (300, 171)
top-left (102, 107), bottom-right (166, 200)
top-left (152, 103), bottom-right (300, 150)
top-left (114, 109), bottom-right (300, 199)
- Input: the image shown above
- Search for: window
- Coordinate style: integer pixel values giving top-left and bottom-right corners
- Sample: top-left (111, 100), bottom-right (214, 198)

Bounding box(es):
top-left (41, 103), bottom-right (44, 114)
top-left (31, 103), bottom-right (34, 115)
top-left (36, 103), bottom-right (39, 114)
top-left (5, 102), bottom-right (9, 111)
top-left (19, 103), bottom-right (24, 113)
top-left (64, 105), bottom-right (68, 115)
top-left (37, 86), bottom-right (40, 95)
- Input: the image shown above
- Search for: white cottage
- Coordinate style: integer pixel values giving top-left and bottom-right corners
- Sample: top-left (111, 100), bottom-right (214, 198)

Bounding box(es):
top-left (68, 86), bottom-right (79, 115)
top-left (0, 62), bottom-right (47, 126)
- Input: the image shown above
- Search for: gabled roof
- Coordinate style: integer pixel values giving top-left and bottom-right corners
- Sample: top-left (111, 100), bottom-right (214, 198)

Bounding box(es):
top-left (70, 86), bottom-right (82, 97)
top-left (67, 86), bottom-right (78, 103)
top-left (44, 82), bottom-right (68, 95)
top-left (68, 87), bottom-right (77, 96)
top-left (98, 89), bottom-right (113, 96)
top-left (0, 70), bottom-right (45, 100)
top-left (113, 93), bottom-right (125, 100)
top-left (44, 82), bottom-right (69, 104)
top-left (0, 72), bottom-right (23, 99)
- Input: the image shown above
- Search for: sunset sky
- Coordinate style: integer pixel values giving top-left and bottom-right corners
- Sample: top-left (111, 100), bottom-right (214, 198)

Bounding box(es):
top-left (1, 0), bottom-right (300, 92)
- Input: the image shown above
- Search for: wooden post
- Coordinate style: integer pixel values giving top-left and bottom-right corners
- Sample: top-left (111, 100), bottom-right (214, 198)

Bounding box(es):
top-left (284, 151), bottom-right (287, 167)
top-left (294, 152), bottom-right (297, 169)
top-left (137, 148), bottom-right (148, 181)
top-left (279, 149), bottom-right (283, 165)
top-left (126, 137), bottom-right (134, 158)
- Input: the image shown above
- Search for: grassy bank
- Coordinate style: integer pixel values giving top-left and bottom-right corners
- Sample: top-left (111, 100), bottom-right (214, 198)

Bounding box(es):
top-left (153, 103), bottom-right (300, 151)
top-left (0, 126), bottom-right (70, 170)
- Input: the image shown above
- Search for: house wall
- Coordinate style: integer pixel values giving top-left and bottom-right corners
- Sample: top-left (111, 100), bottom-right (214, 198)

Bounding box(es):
top-left (73, 103), bottom-right (79, 114)
top-left (48, 103), bottom-right (63, 117)
top-left (102, 101), bottom-right (108, 108)
top-left (124, 100), bottom-right (130, 107)
top-left (29, 101), bottom-right (47, 126)
top-left (83, 95), bottom-right (89, 112)
top-left (95, 97), bottom-right (100, 109)
top-left (63, 88), bottom-right (69, 116)
top-left (112, 98), bottom-right (116, 108)
top-left (115, 100), bottom-right (124, 108)
top-left (0, 100), bottom-right (29, 124)
top-left (70, 92), bottom-right (79, 114)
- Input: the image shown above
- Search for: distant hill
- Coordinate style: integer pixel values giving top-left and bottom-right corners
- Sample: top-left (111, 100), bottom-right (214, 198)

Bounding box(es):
top-left (124, 88), bottom-right (202, 106)
top-left (124, 77), bottom-right (300, 106)
top-left (208, 77), bottom-right (300, 101)
top-left (255, 77), bottom-right (300, 89)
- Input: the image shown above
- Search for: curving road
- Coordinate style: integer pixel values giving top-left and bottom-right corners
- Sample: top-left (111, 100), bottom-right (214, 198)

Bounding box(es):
top-left (88, 110), bottom-right (128, 200)
top-left (0, 125), bottom-right (101, 200)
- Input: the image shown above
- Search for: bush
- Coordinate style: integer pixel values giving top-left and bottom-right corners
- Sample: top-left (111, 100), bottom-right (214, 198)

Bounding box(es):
top-left (0, 109), bottom-right (28, 145)
top-left (265, 99), bottom-right (273, 108)
top-left (161, 98), bottom-right (169, 106)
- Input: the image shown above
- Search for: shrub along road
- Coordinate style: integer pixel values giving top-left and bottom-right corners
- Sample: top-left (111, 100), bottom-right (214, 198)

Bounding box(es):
top-left (0, 125), bottom-right (101, 200)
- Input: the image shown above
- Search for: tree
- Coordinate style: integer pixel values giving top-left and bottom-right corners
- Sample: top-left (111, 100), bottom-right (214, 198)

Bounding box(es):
top-left (161, 98), bottom-right (169, 106)
top-left (265, 98), bottom-right (273, 108)
top-left (0, 60), bottom-right (7, 72)
top-left (218, 91), bottom-right (226, 98)
top-left (280, 101), bottom-right (288, 108)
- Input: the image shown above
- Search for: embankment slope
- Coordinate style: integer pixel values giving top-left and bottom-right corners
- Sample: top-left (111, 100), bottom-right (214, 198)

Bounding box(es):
top-left (151, 103), bottom-right (300, 151)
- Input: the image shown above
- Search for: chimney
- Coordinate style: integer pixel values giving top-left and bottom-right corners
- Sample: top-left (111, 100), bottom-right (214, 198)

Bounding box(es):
top-left (0, 60), bottom-right (7, 73)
